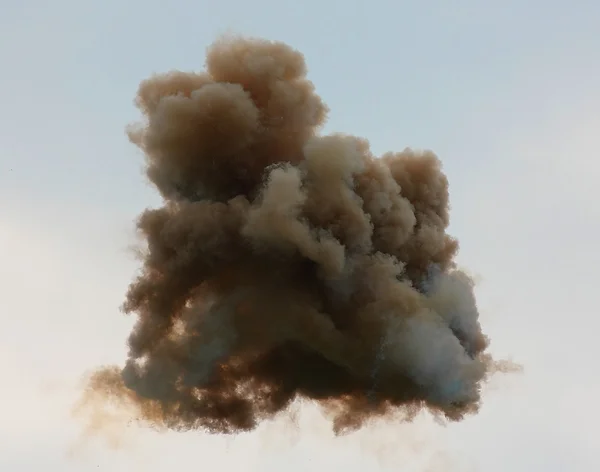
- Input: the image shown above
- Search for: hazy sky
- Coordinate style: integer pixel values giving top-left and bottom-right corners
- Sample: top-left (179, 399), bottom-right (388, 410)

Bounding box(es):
top-left (1, 0), bottom-right (599, 470)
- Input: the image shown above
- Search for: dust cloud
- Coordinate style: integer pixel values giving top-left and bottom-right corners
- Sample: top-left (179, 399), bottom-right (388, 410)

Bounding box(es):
top-left (84, 35), bottom-right (513, 436)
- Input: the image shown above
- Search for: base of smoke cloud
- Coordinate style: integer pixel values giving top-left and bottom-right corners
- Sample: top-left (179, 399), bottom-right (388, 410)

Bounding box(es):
top-left (70, 392), bottom-right (473, 472)
top-left (79, 267), bottom-right (515, 437)
top-left (79, 34), bottom-right (520, 437)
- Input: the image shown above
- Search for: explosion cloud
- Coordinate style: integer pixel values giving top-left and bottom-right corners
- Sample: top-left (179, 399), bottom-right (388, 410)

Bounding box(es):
top-left (87, 35), bottom-right (508, 435)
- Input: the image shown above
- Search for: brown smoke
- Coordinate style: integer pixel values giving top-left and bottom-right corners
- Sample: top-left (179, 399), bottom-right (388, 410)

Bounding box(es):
top-left (86, 35), bottom-right (510, 435)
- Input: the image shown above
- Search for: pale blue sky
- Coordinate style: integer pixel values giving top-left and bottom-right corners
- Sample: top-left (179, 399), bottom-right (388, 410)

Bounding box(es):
top-left (1, 1), bottom-right (599, 470)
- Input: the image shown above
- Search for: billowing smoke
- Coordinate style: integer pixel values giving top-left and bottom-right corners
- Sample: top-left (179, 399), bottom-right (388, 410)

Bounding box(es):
top-left (86, 35), bottom-right (510, 435)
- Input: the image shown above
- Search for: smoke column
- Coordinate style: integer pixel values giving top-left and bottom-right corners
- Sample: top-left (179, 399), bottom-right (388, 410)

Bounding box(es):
top-left (86, 35), bottom-right (510, 435)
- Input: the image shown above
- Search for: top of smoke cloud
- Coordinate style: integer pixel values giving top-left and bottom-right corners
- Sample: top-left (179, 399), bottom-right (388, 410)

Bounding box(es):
top-left (85, 35), bottom-right (509, 435)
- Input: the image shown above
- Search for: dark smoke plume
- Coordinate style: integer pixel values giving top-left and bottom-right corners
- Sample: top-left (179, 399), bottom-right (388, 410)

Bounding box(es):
top-left (86, 35), bottom-right (511, 435)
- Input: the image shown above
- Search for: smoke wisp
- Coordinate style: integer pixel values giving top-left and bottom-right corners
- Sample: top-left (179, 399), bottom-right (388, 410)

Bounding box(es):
top-left (86, 35), bottom-right (511, 435)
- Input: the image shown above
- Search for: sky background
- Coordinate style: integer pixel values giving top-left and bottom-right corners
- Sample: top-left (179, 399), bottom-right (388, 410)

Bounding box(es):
top-left (1, 0), bottom-right (599, 470)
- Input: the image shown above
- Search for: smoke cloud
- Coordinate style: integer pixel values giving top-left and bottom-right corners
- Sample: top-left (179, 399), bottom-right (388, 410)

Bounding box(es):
top-left (86, 35), bottom-right (511, 435)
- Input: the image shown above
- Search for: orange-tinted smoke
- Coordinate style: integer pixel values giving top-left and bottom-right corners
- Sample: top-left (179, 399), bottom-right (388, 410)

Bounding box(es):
top-left (87, 35), bottom-right (507, 435)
